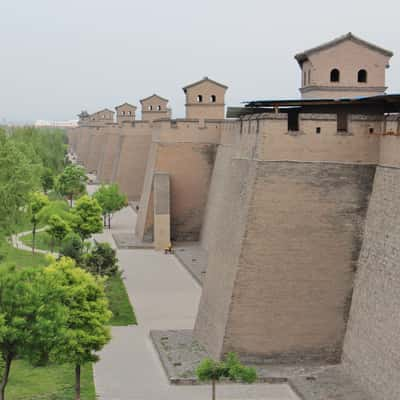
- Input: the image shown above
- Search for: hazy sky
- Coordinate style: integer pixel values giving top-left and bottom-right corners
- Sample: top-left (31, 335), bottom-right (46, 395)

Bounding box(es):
top-left (1, 0), bottom-right (399, 123)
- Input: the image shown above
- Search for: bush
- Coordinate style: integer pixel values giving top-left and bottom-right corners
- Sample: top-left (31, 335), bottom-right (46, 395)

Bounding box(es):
top-left (60, 233), bottom-right (83, 261)
top-left (81, 242), bottom-right (119, 277)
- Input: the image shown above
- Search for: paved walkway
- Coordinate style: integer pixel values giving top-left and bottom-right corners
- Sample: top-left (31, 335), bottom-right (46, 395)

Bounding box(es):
top-left (11, 227), bottom-right (58, 256)
top-left (91, 186), bottom-right (299, 400)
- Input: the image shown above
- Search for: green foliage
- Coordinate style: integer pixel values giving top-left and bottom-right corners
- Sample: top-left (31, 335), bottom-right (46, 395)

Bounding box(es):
top-left (38, 200), bottom-right (72, 224)
top-left (45, 258), bottom-right (111, 399)
top-left (8, 127), bottom-right (67, 174)
top-left (0, 127), bottom-right (66, 242)
top-left (71, 195), bottom-right (103, 240)
top-left (93, 184), bottom-right (127, 228)
top-left (0, 265), bottom-right (67, 398)
top-left (28, 192), bottom-right (50, 253)
top-left (81, 242), bottom-right (119, 277)
top-left (0, 139), bottom-right (41, 235)
top-left (60, 232), bottom-right (83, 261)
top-left (29, 192), bottom-right (50, 222)
top-left (56, 165), bottom-right (87, 206)
top-left (41, 168), bottom-right (55, 194)
top-left (196, 352), bottom-right (257, 400)
top-left (47, 215), bottom-right (71, 243)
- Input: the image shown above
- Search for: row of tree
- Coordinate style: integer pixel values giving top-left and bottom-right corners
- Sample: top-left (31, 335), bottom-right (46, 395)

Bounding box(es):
top-left (0, 128), bottom-right (126, 399)
top-left (0, 127), bottom-right (67, 239)
top-left (28, 164), bottom-right (127, 255)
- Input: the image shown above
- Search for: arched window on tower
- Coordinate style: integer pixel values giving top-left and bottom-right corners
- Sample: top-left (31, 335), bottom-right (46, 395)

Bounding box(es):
top-left (148, 105), bottom-right (153, 111)
top-left (304, 71), bottom-right (307, 86)
top-left (358, 69), bottom-right (367, 83)
top-left (157, 105), bottom-right (161, 111)
top-left (197, 95), bottom-right (203, 103)
top-left (210, 95), bottom-right (216, 103)
top-left (330, 68), bottom-right (340, 82)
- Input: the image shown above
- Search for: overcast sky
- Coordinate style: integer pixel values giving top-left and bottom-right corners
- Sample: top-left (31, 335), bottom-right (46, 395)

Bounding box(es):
top-left (0, 0), bottom-right (399, 123)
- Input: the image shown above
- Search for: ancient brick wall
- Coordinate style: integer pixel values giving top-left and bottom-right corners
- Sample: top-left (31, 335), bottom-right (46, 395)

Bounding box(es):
top-left (223, 161), bottom-right (375, 363)
top-left (195, 154), bottom-right (257, 358)
top-left (113, 129), bottom-right (152, 201)
top-left (135, 120), bottom-right (221, 242)
top-left (195, 114), bottom-right (378, 362)
top-left (85, 129), bottom-right (107, 173)
top-left (96, 129), bottom-right (122, 183)
top-left (343, 142), bottom-right (400, 398)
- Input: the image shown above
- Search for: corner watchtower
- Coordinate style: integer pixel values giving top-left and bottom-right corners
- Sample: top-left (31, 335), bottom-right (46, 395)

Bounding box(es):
top-left (183, 77), bottom-right (228, 120)
top-left (295, 33), bottom-right (393, 99)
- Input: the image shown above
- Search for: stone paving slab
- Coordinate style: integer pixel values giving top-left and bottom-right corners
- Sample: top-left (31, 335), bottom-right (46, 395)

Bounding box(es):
top-left (150, 329), bottom-right (371, 400)
top-left (113, 233), bottom-right (154, 249)
top-left (290, 366), bottom-right (371, 400)
top-left (174, 242), bottom-right (208, 286)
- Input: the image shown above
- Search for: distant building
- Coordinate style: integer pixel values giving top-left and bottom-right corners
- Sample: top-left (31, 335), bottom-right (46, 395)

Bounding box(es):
top-left (35, 119), bottom-right (78, 128)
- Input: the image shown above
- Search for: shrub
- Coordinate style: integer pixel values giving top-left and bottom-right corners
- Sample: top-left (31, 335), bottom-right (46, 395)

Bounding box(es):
top-left (81, 242), bottom-right (119, 277)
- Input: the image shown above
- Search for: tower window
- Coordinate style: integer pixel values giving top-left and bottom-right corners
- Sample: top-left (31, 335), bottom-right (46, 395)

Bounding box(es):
top-left (210, 95), bottom-right (216, 103)
top-left (127, 111), bottom-right (131, 115)
top-left (148, 105), bottom-right (153, 111)
top-left (304, 71), bottom-right (307, 85)
top-left (330, 68), bottom-right (340, 82)
top-left (157, 105), bottom-right (161, 111)
top-left (121, 111), bottom-right (125, 116)
top-left (358, 69), bottom-right (367, 83)
top-left (197, 95), bottom-right (203, 103)
top-left (308, 70), bottom-right (311, 85)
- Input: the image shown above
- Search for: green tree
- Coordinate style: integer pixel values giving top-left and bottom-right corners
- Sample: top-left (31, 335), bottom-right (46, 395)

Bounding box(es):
top-left (0, 265), bottom-right (66, 400)
top-left (0, 138), bottom-right (40, 235)
top-left (93, 184), bottom-right (127, 229)
top-left (41, 167), bottom-right (55, 194)
top-left (81, 242), bottom-right (119, 276)
top-left (46, 258), bottom-right (111, 400)
top-left (46, 215), bottom-right (71, 252)
top-left (56, 165), bottom-right (87, 207)
top-left (196, 353), bottom-right (257, 400)
top-left (28, 192), bottom-right (49, 254)
top-left (71, 195), bottom-right (103, 240)
top-left (60, 232), bottom-right (83, 261)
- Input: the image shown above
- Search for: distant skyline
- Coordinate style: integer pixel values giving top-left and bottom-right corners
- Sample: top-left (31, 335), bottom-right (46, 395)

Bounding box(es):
top-left (1, 0), bottom-right (400, 123)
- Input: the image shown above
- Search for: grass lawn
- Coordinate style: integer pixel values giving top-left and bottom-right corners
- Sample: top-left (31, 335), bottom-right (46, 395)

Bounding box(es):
top-left (20, 230), bottom-right (62, 253)
top-left (7, 360), bottom-right (95, 400)
top-left (1, 242), bottom-right (49, 269)
top-left (106, 274), bottom-right (137, 325)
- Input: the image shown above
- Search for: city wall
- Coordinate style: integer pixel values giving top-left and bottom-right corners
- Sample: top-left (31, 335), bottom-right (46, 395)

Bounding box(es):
top-left (135, 119), bottom-right (222, 242)
top-left (342, 129), bottom-right (400, 400)
top-left (68, 121), bottom-right (152, 201)
top-left (195, 113), bottom-right (381, 362)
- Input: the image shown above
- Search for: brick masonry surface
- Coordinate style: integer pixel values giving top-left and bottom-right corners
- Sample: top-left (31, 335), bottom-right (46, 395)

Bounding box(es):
top-left (196, 161), bottom-right (376, 363)
top-left (343, 166), bottom-right (400, 400)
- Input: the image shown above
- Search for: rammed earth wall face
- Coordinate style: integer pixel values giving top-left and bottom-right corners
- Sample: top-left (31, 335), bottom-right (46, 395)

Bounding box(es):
top-left (343, 166), bottom-right (400, 400)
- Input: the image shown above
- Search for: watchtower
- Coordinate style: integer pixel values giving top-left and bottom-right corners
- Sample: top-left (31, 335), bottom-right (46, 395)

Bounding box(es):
top-left (140, 94), bottom-right (170, 121)
top-left (183, 77), bottom-right (228, 120)
top-left (115, 103), bottom-right (137, 123)
top-left (295, 33), bottom-right (393, 99)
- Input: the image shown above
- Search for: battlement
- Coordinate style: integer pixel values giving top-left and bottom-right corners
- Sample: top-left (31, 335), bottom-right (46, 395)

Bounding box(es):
top-left (150, 118), bottom-right (224, 144)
